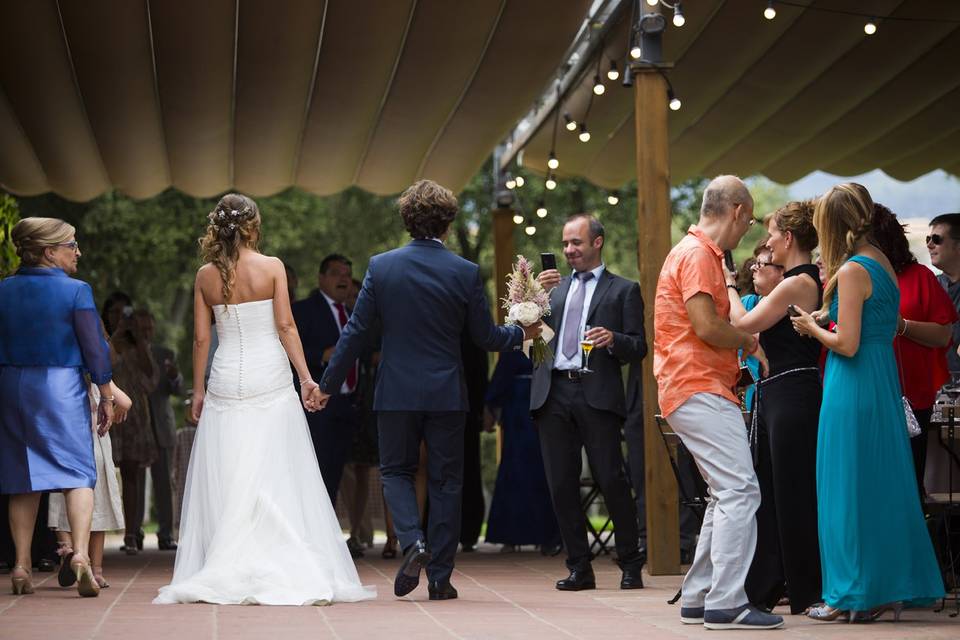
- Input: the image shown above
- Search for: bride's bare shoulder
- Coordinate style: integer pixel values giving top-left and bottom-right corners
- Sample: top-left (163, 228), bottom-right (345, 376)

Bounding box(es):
top-left (196, 262), bottom-right (218, 282)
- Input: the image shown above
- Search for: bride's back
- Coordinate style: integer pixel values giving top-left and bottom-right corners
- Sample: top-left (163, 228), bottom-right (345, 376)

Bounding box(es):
top-left (198, 250), bottom-right (279, 307)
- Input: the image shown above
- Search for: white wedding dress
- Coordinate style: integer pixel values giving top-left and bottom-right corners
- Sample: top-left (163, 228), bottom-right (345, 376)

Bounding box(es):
top-left (154, 299), bottom-right (376, 605)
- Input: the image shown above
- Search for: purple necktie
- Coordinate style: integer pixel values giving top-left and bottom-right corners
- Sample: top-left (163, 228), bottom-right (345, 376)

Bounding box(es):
top-left (561, 272), bottom-right (594, 359)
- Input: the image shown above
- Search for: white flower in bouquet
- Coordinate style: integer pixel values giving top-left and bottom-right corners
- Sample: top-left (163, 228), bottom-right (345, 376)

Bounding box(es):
top-left (508, 301), bottom-right (543, 326)
top-left (502, 255), bottom-right (552, 365)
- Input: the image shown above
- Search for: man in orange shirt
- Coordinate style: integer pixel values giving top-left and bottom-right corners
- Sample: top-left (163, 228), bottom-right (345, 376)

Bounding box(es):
top-left (654, 175), bottom-right (782, 631)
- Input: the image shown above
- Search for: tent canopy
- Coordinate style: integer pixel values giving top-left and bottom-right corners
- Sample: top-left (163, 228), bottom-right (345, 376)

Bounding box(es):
top-left (503, 0), bottom-right (960, 188)
top-left (0, 0), bottom-right (590, 201)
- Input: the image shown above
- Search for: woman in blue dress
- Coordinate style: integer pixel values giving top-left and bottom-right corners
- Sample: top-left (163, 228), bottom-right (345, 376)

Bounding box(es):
top-left (484, 351), bottom-right (560, 550)
top-left (0, 218), bottom-right (114, 597)
top-left (790, 184), bottom-right (944, 621)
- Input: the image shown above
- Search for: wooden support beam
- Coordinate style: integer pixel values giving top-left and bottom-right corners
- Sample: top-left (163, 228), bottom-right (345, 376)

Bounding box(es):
top-left (491, 208), bottom-right (516, 324)
top-left (634, 67), bottom-right (681, 576)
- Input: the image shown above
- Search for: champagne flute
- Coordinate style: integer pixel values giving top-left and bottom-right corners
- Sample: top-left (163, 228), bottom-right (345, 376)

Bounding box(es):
top-left (580, 324), bottom-right (595, 373)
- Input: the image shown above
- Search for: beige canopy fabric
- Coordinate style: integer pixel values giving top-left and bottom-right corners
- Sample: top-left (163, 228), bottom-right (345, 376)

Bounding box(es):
top-left (0, 0), bottom-right (591, 201)
top-left (507, 0), bottom-right (960, 188)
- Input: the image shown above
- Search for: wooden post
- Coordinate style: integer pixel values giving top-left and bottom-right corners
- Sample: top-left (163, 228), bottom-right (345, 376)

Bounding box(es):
top-left (491, 208), bottom-right (516, 324)
top-left (635, 67), bottom-right (681, 575)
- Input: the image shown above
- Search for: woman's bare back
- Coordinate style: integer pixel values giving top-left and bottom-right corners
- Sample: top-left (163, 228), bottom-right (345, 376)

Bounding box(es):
top-left (197, 250), bottom-right (282, 307)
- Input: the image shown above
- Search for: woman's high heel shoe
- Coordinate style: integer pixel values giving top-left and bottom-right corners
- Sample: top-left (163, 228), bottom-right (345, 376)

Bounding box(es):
top-left (10, 566), bottom-right (33, 595)
top-left (92, 566), bottom-right (109, 589)
top-left (71, 554), bottom-right (100, 598)
top-left (870, 601), bottom-right (904, 622)
top-left (381, 537), bottom-right (399, 560)
top-left (807, 605), bottom-right (849, 622)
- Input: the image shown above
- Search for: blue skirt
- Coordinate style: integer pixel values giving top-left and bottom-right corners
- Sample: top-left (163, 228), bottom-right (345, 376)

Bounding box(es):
top-left (0, 366), bottom-right (96, 494)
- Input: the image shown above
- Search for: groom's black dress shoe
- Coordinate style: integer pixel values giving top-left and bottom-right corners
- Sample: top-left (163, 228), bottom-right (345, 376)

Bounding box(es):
top-left (428, 581), bottom-right (458, 601)
top-left (620, 563), bottom-right (644, 589)
top-left (394, 541), bottom-right (431, 597)
top-left (556, 566), bottom-right (596, 591)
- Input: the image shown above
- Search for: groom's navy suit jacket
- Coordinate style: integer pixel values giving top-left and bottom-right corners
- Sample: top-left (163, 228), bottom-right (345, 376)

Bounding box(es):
top-left (320, 239), bottom-right (522, 410)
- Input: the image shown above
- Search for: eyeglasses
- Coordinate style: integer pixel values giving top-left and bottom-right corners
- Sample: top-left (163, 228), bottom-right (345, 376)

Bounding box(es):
top-left (52, 241), bottom-right (79, 251)
top-left (927, 234), bottom-right (945, 246)
top-left (751, 260), bottom-right (784, 271)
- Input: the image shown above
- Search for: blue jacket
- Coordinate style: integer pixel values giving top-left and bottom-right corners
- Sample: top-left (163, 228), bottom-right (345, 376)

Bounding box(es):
top-left (0, 267), bottom-right (111, 383)
top-left (320, 240), bottom-right (522, 411)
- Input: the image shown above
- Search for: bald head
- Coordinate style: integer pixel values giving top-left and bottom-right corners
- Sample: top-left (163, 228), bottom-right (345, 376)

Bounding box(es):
top-left (700, 175), bottom-right (753, 219)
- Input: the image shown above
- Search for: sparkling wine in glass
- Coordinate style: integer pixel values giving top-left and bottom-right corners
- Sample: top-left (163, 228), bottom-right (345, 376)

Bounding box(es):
top-left (580, 325), bottom-right (595, 373)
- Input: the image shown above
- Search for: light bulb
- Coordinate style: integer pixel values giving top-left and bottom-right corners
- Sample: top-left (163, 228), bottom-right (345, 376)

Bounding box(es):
top-left (545, 176), bottom-right (557, 190)
top-left (514, 175), bottom-right (525, 187)
top-left (864, 19), bottom-right (877, 35)
top-left (673, 2), bottom-right (685, 27)
top-left (512, 213), bottom-right (524, 225)
top-left (536, 203), bottom-right (548, 218)
top-left (607, 61), bottom-right (620, 81)
top-left (525, 225), bottom-right (536, 236)
top-left (607, 192), bottom-right (620, 206)
top-left (646, 0), bottom-right (658, 6)
top-left (564, 113), bottom-right (577, 131)
top-left (593, 75), bottom-right (605, 96)
top-left (547, 152), bottom-right (559, 170)
top-left (578, 122), bottom-right (590, 143)
top-left (630, 44), bottom-right (642, 60)
top-left (764, 1), bottom-right (776, 20)
top-left (505, 177), bottom-right (516, 190)
top-left (669, 96), bottom-right (681, 111)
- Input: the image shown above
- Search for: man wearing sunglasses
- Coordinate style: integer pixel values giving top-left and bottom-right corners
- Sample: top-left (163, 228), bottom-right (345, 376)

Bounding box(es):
top-left (928, 214), bottom-right (960, 374)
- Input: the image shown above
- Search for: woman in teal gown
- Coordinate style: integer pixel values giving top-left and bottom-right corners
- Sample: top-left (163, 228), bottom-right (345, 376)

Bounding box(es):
top-left (791, 184), bottom-right (943, 621)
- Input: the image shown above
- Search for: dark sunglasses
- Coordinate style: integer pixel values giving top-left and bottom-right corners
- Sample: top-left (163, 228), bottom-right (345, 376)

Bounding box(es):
top-left (927, 234), bottom-right (945, 246)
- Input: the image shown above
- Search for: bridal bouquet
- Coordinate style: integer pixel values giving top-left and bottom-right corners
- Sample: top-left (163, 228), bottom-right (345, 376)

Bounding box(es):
top-left (502, 255), bottom-right (552, 365)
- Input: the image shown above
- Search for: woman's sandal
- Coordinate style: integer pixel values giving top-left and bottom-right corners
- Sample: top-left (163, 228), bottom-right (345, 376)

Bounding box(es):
top-left (10, 565), bottom-right (33, 595)
top-left (70, 553), bottom-right (100, 598)
top-left (57, 543), bottom-right (76, 587)
top-left (381, 537), bottom-right (399, 559)
top-left (92, 566), bottom-right (109, 589)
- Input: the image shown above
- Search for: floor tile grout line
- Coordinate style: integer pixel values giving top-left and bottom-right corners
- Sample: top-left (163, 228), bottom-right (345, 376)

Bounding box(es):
top-left (362, 560), bottom-right (463, 640)
top-left (211, 603), bottom-right (218, 640)
top-left (453, 567), bottom-right (583, 640)
top-left (0, 571), bottom-right (57, 615)
top-left (87, 559), bottom-right (151, 640)
top-left (316, 604), bottom-right (343, 640)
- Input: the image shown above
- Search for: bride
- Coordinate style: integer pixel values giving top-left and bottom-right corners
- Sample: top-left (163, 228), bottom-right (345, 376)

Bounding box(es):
top-left (154, 194), bottom-right (375, 605)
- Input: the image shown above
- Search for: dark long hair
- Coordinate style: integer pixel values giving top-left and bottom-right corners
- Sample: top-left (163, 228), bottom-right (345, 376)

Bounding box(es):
top-left (871, 202), bottom-right (916, 274)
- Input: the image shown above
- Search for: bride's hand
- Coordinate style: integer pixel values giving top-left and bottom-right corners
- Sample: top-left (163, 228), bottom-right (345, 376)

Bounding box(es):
top-left (301, 379), bottom-right (320, 411)
top-left (191, 389), bottom-right (205, 423)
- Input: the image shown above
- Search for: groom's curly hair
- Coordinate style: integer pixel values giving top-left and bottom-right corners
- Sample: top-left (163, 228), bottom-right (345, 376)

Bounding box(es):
top-left (398, 180), bottom-right (458, 239)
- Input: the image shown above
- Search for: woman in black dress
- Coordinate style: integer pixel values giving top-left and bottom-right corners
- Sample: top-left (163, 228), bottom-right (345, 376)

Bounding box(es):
top-left (724, 202), bottom-right (823, 614)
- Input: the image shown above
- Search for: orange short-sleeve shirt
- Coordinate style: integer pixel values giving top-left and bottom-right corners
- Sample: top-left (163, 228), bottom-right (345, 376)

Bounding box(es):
top-left (654, 226), bottom-right (739, 417)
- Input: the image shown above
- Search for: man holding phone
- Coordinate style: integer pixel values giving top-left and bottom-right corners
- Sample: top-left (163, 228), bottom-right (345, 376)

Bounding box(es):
top-left (533, 213), bottom-right (647, 591)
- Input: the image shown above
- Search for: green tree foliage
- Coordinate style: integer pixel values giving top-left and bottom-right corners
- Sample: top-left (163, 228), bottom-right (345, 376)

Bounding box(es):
top-left (0, 194), bottom-right (20, 276)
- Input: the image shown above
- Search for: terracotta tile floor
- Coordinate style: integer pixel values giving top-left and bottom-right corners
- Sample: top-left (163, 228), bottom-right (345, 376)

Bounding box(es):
top-left (2, 542), bottom-right (957, 639)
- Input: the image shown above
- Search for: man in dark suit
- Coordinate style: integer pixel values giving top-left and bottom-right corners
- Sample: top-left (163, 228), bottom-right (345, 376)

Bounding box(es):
top-left (317, 180), bottom-right (539, 601)
top-left (533, 213), bottom-right (647, 591)
top-left (292, 254), bottom-right (359, 507)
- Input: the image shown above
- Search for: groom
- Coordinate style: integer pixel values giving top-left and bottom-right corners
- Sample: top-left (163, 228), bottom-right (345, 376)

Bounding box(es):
top-left (317, 179), bottom-right (540, 600)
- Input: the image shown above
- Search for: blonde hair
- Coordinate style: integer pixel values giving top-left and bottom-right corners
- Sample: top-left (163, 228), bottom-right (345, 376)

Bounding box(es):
top-left (813, 183), bottom-right (874, 311)
top-left (198, 194), bottom-right (261, 303)
top-left (11, 217), bottom-right (76, 266)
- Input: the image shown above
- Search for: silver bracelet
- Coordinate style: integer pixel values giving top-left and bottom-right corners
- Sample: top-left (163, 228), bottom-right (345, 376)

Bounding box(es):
top-left (300, 378), bottom-right (315, 387)
top-left (101, 396), bottom-right (115, 403)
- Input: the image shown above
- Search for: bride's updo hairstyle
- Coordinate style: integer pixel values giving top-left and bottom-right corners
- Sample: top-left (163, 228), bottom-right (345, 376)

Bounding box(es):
top-left (199, 193), bottom-right (261, 303)
top-left (813, 182), bottom-right (874, 312)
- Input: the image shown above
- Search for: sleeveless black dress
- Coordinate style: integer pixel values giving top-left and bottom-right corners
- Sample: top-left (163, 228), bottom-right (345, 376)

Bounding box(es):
top-left (744, 264), bottom-right (824, 613)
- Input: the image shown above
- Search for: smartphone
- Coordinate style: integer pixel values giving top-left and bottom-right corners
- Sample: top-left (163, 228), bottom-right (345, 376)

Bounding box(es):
top-left (723, 250), bottom-right (736, 275)
top-left (787, 304), bottom-right (801, 318)
top-left (736, 365), bottom-right (756, 388)
top-left (540, 252), bottom-right (557, 271)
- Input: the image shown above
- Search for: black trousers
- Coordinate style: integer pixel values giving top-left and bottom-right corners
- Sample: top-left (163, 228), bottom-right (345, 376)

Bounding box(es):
top-left (305, 394), bottom-right (359, 505)
top-left (150, 446), bottom-right (175, 541)
top-left (459, 417), bottom-right (485, 548)
top-left (379, 411), bottom-right (465, 584)
top-left (910, 407), bottom-right (933, 507)
top-left (535, 376), bottom-right (641, 570)
top-left (745, 372), bottom-right (823, 614)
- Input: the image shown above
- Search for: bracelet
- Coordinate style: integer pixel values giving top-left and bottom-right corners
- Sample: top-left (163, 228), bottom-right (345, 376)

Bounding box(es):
top-left (299, 378), bottom-right (315, 387)
top-left (898, 319), bottom-right (908, 337)
top-left (101, 396), bottom-right (115, 403)
top-left (727, 284), bottom-right (739, 292)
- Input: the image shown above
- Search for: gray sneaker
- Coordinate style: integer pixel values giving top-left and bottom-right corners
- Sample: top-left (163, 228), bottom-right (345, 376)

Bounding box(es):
top-left (703, 604), bottom-right (784, 630)
top-left (680, 606), bottom-right (705, 624)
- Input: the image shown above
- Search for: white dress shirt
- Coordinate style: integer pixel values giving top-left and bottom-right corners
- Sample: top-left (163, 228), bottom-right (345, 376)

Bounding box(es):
top-left (553, 264), bottom-right (605, 371)
top-left (321, 291), bottom-right (354, 394)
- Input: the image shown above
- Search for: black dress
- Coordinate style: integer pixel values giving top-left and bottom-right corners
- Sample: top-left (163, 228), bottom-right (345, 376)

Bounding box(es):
top-left (745, 264), bottom-right (824, 614)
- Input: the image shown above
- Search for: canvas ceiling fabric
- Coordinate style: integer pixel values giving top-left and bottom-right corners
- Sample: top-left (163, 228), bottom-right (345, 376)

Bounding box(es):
top-left (0, 0), bottom-right (590, 200)
top-left (513, 0), bottom-right (960, 188)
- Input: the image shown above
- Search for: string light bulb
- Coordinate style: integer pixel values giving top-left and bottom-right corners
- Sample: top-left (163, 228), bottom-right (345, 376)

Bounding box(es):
top-left (525, 223), bottom-right (537, 236)
top-left (564, 113), bottom-right (577, 131)
top-left (607, 61), bottom-right (620, 81)
top-left (630, 42), bottom-right (642, 60)
top-left (536, 201), bottom-right (548, 218)
top-left (646, 0), bottom-right (658, 6)
top-left (545, 174), bottom-right (557, 190)
top-left (512, 213), bottom-right (524, 225)
top-left (673, 2), bottom-right (685, 27)
top-left (505, 175), bottom-right (516, 190)
top-left (547, 151), bottom-right (559, 170)
top-left (592, 74), bottom-right (605, 95)
top-left (514, 175), bottom-right (525, 187)
top-left (578, 122), bottom-right (591, 143)
top-left (864, 18), bottom-right (877, 35)
top-left (764, 1), bottom-right (776, 20)
top-left (668, 89), bottom-right (681, 111)
top-left (607, 191), bottom-right (620, 206)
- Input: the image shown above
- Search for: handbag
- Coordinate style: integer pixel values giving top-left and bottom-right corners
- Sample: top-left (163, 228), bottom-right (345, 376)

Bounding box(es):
top-left (896, 338), bottom-right (923, 438)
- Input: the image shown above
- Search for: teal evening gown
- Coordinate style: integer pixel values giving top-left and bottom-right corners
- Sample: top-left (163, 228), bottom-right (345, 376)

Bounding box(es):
top-left (818, 255), bottom-right (944, 610)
